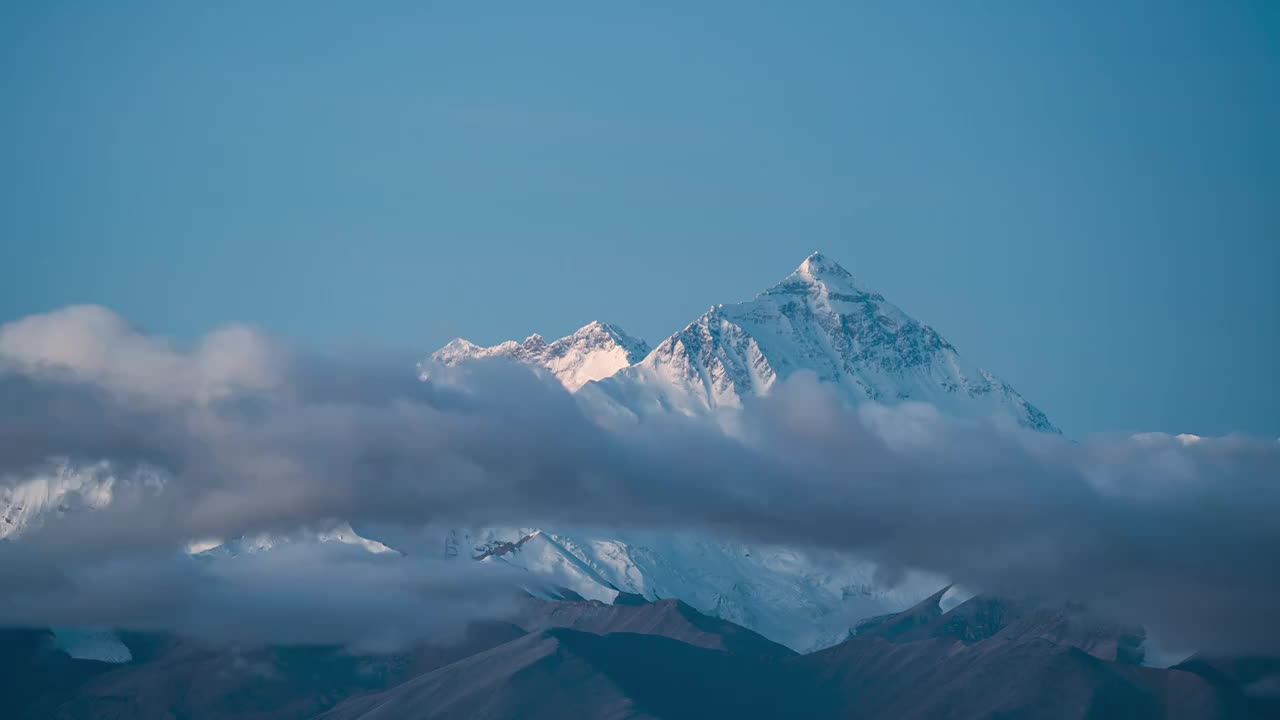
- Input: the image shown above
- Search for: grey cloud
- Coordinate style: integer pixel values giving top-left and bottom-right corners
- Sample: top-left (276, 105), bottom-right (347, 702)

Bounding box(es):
top-left (1, 306), bottom-right (1279, 654)
top-left (0, 542), bottom-right (523, 652)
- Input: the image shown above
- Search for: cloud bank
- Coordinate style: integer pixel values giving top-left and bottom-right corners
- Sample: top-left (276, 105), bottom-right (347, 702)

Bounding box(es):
top-left (1, 306), bottom-right (1278, 653)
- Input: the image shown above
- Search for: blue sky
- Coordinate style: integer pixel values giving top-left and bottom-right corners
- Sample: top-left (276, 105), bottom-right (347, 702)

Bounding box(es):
top-left (2, 1), bottom-right (1277, 437)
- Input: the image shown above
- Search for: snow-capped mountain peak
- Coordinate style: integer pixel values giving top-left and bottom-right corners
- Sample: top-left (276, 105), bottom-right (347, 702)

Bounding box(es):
top-left (413, 254), bottom-right (1057, 651)
top-left (591, 253), bottom-right (1056, 431)
top-left (427, 321), bottom-right (650, 391)
top-left (793, 250), bottom-right (862, 285)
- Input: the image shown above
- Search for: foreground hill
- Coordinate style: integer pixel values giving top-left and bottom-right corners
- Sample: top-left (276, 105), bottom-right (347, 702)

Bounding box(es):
top-left (6, 592), bottom-right (1268, 719)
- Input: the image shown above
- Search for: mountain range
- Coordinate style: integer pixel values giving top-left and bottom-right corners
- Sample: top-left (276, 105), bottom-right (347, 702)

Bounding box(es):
top-left (417, 253), bottom-right (1055, 651)
top-left (2, 254), bottom-right (1054, 653)
top-left (4, 253), bottom-right (1274, 717)
top-left (1, 253), bottom-right (1061, 655)
top-left (433, 253), bottom-right (1054, 430)
top-left (8, 590), bottom-right (1271, 719)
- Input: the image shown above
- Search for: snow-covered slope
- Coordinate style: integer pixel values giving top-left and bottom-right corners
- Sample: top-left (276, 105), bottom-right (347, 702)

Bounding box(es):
top-left (2, 461), bottom-right (123, 541)
top-left (359, 519), bottom-right (951, 652)
top-left (422, 253), bottom-right (1054, 652)
top-left (510, 527), bottom-right (949, 652)
top-left (590, 253), bottom-right (1055, 431)
top-left (195, 522), bottom-right (399, 558)
top-left (0, 465), bottom-right (396, 663)
top-left (428, 321), bottom-right (650, 391)
top-left (0, 462), bottom-right (393, 559)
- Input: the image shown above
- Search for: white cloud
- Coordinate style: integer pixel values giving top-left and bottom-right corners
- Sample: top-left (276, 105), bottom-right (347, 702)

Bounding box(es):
top-left (0, 305), bottom-right (281, 407)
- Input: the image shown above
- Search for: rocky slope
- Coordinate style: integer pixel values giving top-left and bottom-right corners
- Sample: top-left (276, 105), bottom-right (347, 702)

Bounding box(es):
top-left (321, 593), bottom-right (1253, 720)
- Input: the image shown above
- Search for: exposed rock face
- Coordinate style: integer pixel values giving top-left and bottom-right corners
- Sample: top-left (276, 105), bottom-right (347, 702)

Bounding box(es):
top-left (510, 596), bottom-right (794, 658)
top-left (1175, 655), bottom-right (1280, 719)
top-left (855, 590), bottom-right (1148, 664)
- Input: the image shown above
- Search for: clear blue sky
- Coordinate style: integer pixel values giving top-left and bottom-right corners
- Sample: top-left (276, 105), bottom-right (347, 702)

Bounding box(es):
top-left (3, 1), bottom-right (1277, 437)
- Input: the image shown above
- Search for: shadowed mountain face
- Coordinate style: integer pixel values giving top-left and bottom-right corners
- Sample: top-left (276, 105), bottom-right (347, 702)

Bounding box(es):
top-left (853, 590), bottom-right (1148, 664)
top-left (321, 628), bottom-right (1250, 720)
top-left (7, 594), bottom-right (1269, 719)
top-left (1174, 655), bottom-right (1280, 719)
top-left (5, 596), bottom-right (789, 720)
top-left (811, 591), bottom-right (1233, 718)
top-left (323, 593), bottom-right (1262, 720)
top-left (43, 622), bottom-right (527, 720)
top-left (510, 596), bottom-right (795, 659)
top-left (0, 628), bottom-right (116, 719)
top-left (804, 634), bottom-right (1241, 720)
top-left (319, 629), bottom-right (823, 720)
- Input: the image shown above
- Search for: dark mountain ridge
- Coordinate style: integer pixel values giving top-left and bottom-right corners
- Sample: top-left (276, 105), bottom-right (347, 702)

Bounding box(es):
top-left (7, 592), bottom-right (1269, 719)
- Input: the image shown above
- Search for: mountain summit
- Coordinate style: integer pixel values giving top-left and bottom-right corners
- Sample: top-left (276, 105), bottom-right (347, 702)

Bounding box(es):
top-left (794, 250), bottom-right (864, 284)
top-left (593, 252), bottom-right (1055, 431)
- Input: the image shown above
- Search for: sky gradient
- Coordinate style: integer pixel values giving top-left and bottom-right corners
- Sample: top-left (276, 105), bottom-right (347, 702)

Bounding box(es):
top-left (3, 1), bottom-right (1277, 437)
